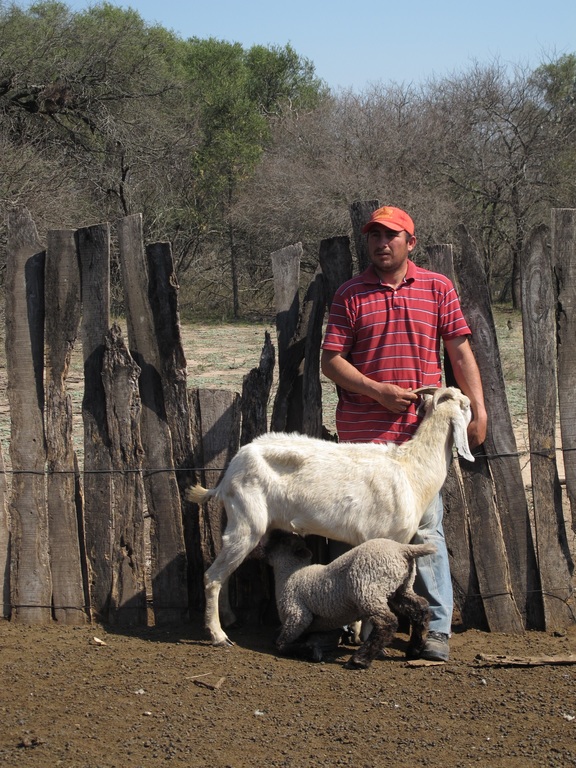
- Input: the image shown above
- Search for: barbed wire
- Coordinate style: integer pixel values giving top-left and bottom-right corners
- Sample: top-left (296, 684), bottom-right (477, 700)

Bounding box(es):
top-left (5, 589), bottom-right (576, 622)
top-left (1, 444), bottom-right (575, 477)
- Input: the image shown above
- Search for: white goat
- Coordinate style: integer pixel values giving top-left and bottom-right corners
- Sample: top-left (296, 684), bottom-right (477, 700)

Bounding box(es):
top-left (263, 530), bottom-right (436, 669)
top-left (187, 386), bottom-right (473, 646)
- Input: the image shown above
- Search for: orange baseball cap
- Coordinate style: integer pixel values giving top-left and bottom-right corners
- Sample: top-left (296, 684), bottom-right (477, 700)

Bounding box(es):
top-left (361, 205), bottom-right (415, 236)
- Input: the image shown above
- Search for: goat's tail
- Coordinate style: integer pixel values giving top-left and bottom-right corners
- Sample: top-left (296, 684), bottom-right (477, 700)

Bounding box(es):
top-left (405, 542), bottom-right (437, 560)
top-left (185, 483), bottom-right (215, 505)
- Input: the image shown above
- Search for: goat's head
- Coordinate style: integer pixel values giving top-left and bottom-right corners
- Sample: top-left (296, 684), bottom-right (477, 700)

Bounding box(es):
top-left (414, 386), bottom-right (474, 462)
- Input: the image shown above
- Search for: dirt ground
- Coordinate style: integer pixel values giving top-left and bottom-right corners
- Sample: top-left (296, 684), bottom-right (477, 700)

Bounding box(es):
top-left (1, 317), bottom-right (576, 767)
top-left (1, 618), bottom-right (575, 768)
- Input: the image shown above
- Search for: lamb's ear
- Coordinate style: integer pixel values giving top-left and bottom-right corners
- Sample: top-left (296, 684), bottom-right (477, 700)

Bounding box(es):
top-left (452, 410), bottom-right (475, 462)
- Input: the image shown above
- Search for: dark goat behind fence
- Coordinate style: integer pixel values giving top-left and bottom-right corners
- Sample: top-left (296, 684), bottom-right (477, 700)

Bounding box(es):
top-left (1, 205), bottom-right (575, 634)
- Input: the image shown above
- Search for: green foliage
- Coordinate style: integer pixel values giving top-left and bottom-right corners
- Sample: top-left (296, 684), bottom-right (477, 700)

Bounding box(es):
top-left (0, 1), bottom-right (326, 304)
top-left (533, 54), bottom-right (576, 111)
top-left (2, 1), bottom-right (575, 317)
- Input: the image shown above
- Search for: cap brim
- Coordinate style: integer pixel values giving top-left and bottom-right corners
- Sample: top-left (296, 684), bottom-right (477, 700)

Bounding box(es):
top-left (361, 220), bottom-right (404, 234)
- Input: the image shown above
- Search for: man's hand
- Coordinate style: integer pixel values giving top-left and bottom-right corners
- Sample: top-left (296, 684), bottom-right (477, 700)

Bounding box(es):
top-left (374, 383), bottom-right (419, 414)
top-left (467, 408), bottom-right (488, 450)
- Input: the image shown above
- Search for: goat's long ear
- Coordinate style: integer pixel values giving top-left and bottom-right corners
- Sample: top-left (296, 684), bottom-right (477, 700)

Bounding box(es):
top-left (452, 410), bottom-right (475, 462)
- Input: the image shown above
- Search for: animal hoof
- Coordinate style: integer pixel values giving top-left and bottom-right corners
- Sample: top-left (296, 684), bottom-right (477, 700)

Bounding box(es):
top-left (211, 636), bottom-right (234, 647)
top-left (343, 657), bottom-right (369, 670)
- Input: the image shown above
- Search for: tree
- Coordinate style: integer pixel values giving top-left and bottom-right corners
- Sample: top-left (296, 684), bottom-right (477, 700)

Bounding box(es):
top-left (179, 38), bottom-right (326, 316)
top-left (0, 1), bottom-right (193, 250)
top-left (421, 62), bottom-right (573, 306)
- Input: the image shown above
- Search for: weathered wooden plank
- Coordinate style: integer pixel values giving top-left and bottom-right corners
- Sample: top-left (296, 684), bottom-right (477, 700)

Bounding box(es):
top-left (117, 214), bottom-right (188, 625)
top-left (441, 462), bottom-right (487, 630)
top-left (427, 241), bottom-right (526, 633)
top-left (145, 241), bottom-right (200, 618)
top-left (349, 199), bottom-right (378, 272)
top-left (145, 242), bottom-right (195, 477)
top-left (102, 324), bottom-right (147, 626)
top-left (6, 206), bottom-right (51, 623)
top-left (241, 332), bottom-right (275, 447)
top-left (552, 208), bottom-right (576, 534)
top-left (0, 440), bottom-right (9, 618)
top-left (45, 228), bottom-right (87, 624)
top-left (300, 268), bottom-right (326, 439)
top-left (318, 236), bottom-right (355, 440)
top-left (235, 336), bottom-right (277, 625)
top-left (521, 225), bottom-right (574, 629)
top-left (187, 389), bottom-right (207, 612)
top-left (319, 236), bottom-right (354, 308)
top-left (77, 222), bottom-right (113, 622)
top-left (456, 227), bottom-right (543, 629)
top-left (271, 239), bottom-right (348, 438)
top-left (194, 389), bottom-right (241, 628)
top-left (191, 388), bottom-right (241, 615)
top-left (270, 243), bottom-right (302, 432)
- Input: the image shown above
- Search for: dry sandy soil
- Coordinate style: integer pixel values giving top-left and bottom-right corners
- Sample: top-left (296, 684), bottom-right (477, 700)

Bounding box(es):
top-left (1, 316), bottom-right (576, 767)
top-left (1, 620), bottom-right (575, 768)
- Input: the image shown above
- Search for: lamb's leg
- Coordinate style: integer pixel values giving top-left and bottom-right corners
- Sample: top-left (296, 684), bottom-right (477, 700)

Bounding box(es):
top-left (390, 589), bottom-right (432, 658)
top-left (275, 605), bottom-right (314, 652)
top-left (344, 612), bottom-right (398, 670)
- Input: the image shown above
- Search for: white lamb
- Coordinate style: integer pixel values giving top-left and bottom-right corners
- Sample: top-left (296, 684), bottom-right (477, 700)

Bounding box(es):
top-left (263, 530), bottom-right (436, 669)
top-left (187, 386), bottom-right (474, 646)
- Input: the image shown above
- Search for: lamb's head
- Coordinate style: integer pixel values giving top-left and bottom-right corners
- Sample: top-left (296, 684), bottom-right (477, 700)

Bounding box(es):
top-left (414, 386), bottom-right (474, 462)
top-left (263, 530), bottom-right (313, 569)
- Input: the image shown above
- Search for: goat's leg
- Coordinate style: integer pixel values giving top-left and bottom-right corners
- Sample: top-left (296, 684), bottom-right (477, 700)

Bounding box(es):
top-left (204, 520), bottom-right (265, 646)
top-left (390, 589), bottom-right (431, 657)
top-left (218, 579), bottom-right (236, 628)
top-left (344, 612), bottom-right (397, 670)
top-left (204, 574), bottom-right (229, 646)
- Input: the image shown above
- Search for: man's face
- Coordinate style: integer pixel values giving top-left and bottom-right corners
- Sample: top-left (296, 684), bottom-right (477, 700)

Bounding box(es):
top-left (367, 225), bottom-right (416, 277)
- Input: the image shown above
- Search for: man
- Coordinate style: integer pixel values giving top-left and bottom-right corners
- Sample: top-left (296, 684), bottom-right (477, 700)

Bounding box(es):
top-left (321, 204), bottom-right (487, 661)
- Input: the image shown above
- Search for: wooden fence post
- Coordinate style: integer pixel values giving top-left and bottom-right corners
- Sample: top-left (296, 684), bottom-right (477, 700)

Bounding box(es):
top-left (425, 244), bottom-right (487, 629)
top-left (427, 239), bottom-right (527, 633)
top-left (45, 229), bottom-right (87, 624)
top-left (77, 222), bottom-right (114, 622)
top-left (270, 243), bottom-right (304, 432)
top-left (117, 214), bottom-right (188, 625)
top-left (455, 226), bottom-right (543, 629)
top-left (521, 225), bottom-right (574, 629)
top-left (0, 441), bottom-right (9, 618)
top-left (102, 324), bottom-right (147, 626)
top-left (240, 332), bottom-right (275, 447)
top-left (349, 199), bottom-right (378, 272)
top-left (145, 241), bottom-right (200, 614)
top-left (318, 236), bottom-right (354, 308)
top-left (552, 208), bottom-right (576, 535)
top-left (190, 388), bottom-right (241, 621)
top-left (6, 206), bottom-right (51, 623)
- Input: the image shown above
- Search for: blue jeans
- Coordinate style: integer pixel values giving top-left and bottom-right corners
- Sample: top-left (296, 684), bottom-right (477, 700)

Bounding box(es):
top-left (411, 493), bottom-right (453, 636)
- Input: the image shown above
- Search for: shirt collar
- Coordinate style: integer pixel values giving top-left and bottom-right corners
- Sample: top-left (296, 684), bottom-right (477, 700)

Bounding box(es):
top-left (363, 260), bottom-right (416, 286)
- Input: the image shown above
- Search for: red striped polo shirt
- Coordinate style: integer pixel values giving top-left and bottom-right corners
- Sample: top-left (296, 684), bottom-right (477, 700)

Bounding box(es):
top-left (322, 260), bottom-right (471, 444)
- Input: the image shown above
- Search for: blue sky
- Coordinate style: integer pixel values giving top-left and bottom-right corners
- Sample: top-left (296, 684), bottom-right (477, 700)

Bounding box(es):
top-left (66, 0), bottom-right (576, 91)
